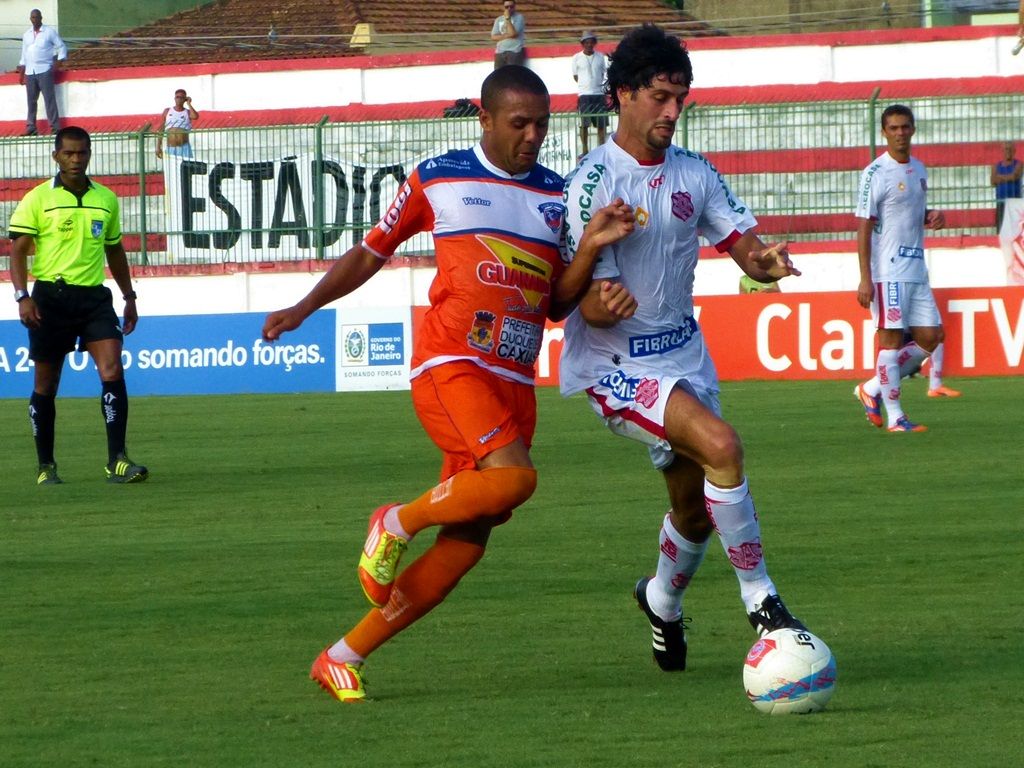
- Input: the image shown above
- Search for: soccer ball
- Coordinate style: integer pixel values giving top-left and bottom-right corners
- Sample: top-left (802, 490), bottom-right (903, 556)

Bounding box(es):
top-left (743, 628), bottom-right (836, 715)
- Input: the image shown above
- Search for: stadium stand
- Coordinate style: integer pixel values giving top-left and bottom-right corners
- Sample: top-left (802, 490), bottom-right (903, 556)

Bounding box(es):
top-left (65, 0), bottom-right (719, 68)
top-left (1, 10), bottom-right (1019, 269)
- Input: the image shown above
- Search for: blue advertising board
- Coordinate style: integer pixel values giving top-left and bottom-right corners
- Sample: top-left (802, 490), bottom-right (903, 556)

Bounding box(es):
top-left (0, 311), bottom-right (336, 397)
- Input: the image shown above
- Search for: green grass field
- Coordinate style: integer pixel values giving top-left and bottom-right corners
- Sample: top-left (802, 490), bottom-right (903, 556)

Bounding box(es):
top-left (2, 378), bottom-right (1021, 768)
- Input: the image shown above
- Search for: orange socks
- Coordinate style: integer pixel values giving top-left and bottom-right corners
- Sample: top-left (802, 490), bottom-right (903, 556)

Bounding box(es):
top-left (397, 466), bottom-right (537, 537)
top-left (344, 535), bottom-right (486, 658)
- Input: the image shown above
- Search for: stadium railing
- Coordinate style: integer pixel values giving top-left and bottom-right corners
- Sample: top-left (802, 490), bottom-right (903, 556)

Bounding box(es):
top-left (0, 92), bottom-right (1014, 268)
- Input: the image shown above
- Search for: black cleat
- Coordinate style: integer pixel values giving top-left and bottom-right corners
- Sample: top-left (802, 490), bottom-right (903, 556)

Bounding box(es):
top-left (36, 462), bottom-right (63, 485)
top-left (105, 453), bottom-right (149, 484)
top-left (748, 593), bottom-right (806, 637)
top-left (634, 577), bottom-right (687, 671)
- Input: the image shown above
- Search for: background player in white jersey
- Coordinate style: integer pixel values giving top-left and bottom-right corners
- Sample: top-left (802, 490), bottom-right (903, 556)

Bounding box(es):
top-left (853, 104), bottom-right (959, 434)
top-left (559, 23), bottom-right (807, 672)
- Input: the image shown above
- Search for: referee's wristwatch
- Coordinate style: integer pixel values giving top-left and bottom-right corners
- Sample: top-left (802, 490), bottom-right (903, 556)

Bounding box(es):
top-left (14, 289), bottom-right (29, 303)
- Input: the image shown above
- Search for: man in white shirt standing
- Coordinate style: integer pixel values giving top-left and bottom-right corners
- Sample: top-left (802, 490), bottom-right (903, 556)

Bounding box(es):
top-left (571, 31), bottom-right (607, 156)
top-left (559, 24), bottom-right (808, 673)
top-left (853, 104), bottom-right (958, 434)
top-left (17, 8), bottom-right (67, 136)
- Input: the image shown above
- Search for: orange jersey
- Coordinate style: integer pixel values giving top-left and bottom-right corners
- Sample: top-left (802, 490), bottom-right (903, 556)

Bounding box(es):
top-left (362, 145), bottom-right (565, 385)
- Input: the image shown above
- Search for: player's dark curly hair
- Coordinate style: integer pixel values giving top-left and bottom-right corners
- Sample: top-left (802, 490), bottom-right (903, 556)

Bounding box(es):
top-left (606, 24), bottom-right (693, 112)
top-left (481, 65), bottom-right (549, 112)
top-left (881, 104), bottom-right (914, 129)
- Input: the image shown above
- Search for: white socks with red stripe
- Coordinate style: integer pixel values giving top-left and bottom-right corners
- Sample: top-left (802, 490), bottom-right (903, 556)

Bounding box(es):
top-left (875, 348), bottom-right (904, 425)
top-left (704, 478), bottom-right (776, 614)
top-left (647, 513), bottom-right (708, 621)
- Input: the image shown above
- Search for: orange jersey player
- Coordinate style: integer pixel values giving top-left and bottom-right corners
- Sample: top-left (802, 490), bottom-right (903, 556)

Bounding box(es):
top-left (261, 65), bottom-right (634, 702)
top-left (364, 140), bottom-right (567, 385)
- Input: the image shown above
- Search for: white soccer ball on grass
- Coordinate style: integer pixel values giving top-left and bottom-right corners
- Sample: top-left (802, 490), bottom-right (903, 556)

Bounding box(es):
top-left (743, 627), bottom-right (836, 715)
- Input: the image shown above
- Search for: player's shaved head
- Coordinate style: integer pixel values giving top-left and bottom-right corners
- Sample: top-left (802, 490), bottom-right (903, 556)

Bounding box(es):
top-left (55, 125), bottom-right (91, 151)
top-left (481, 65), bottom-right (549, 113)
top-left (606, 24), bottom-right (693, 111)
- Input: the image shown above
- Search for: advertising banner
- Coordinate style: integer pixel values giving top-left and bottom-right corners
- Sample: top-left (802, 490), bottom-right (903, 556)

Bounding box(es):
top-left (336, 306), bottom-right (412, 391)
top-left (2, 288), bottom-right (1017, 399)
top-left (160, 125), bottom-right (579, 265)
top-left (163, 152), bottom-right (435, 263)
top-left (0, 311), bottom-right (335, 398)
top-left (530, 287), bottom-right (1024, 385)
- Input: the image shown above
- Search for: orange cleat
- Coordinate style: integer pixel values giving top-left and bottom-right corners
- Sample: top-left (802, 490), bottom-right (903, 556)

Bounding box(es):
top-left (887, 416), bottom-right (927, 433)
top-left (310, 649), bottom-right (365, 702)
top-left (854, 383), bottom-right (884, 428)
top-left (927, 385), bottom-right (961, 398)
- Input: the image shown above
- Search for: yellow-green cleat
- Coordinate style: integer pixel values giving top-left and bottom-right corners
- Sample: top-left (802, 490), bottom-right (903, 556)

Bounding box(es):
top-left (310, 649), bottom-right (366, 702)
top-left (358, 503), bottom-right (407, 607)
top-left (37, 462), bottom-right (63, 485)
top-left (105, 453), bottom-right (149, 484)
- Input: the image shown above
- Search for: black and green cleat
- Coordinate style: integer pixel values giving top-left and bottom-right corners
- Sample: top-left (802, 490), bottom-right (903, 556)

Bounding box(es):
top-left (105, 454), bottom-right (149, 484)
top-left (37, 462), bottom-right (64, 485)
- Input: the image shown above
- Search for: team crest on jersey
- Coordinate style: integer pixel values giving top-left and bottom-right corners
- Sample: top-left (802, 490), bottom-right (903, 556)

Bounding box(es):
top-left (475, 235), bottom-right (553, 313)
top-left (635, 206), bottom-right (650, 227)
top-left (897, 182), bottom-right (906, 192)
top-left (91, 220), bottom-right (104, 238)
top-left (467, 310), bottom-right (497, 353)
top-left (671, 191), bottom-right (694, 221)
top-left (537, 202), bottom-right (565, 233)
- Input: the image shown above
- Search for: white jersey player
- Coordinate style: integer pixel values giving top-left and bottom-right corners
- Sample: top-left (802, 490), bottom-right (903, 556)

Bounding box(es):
top-left (853, 104), bottom-right (959, 435)
top-left (561, 141), bottom-right (755, 408)
top-left (559, 24), bottom-right (808, 673)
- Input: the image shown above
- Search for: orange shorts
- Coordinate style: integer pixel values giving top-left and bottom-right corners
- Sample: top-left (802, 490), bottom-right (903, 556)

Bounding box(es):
top-left (411, 360), bottom-right (537, 480)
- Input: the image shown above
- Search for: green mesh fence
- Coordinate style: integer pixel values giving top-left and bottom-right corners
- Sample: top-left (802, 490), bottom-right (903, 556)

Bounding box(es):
top-left (1, 91), bottom-right (1019, 269)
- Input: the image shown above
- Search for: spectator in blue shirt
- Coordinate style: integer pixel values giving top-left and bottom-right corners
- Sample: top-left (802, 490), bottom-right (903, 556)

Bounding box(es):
top-left (991, 141), bottom-right (1023, 233)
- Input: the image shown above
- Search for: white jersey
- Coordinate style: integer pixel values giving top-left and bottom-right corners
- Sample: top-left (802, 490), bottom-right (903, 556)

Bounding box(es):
top-left (559, 139), bottom-right (757, 396)
top-left (164, 106), bottom-right (192, 131)
top-left (855, 152), bottom-right (929, 283)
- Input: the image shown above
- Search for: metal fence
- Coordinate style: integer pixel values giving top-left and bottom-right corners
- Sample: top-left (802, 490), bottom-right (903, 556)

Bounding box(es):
top-left (1, 91), bottom-right (1019, 268)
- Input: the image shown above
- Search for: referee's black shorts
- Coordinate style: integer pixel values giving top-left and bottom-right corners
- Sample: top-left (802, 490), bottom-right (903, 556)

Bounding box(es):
top-left (28, 279), bottom-right (123, 361)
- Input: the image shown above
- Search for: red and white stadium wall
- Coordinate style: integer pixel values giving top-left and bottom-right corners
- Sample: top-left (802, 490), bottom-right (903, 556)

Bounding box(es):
top-left (1, 25), bottom-right (1023, 133)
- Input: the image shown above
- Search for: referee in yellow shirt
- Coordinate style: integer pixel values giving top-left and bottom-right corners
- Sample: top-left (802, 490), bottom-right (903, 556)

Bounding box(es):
top-left (9, 126), bottom-right (148, 484)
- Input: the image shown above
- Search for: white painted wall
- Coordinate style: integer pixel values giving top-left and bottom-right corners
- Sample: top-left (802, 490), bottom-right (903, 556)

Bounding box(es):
top-left (2, 29), bottom-right (1024, 124)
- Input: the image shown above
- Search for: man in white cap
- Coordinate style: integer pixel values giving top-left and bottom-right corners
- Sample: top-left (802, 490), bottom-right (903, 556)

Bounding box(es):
top-left (571, 30), bottom-right (608, 155)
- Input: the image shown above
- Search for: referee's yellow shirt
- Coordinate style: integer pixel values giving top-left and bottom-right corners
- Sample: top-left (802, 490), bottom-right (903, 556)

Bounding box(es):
top-left (8, 175), bottom-right (123, 287)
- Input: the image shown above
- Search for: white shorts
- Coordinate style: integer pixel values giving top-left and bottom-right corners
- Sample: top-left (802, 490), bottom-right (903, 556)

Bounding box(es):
top-left (871, 281), bottom-right (941, 330)
top-left (584, 370), bottom-right (721, 471)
